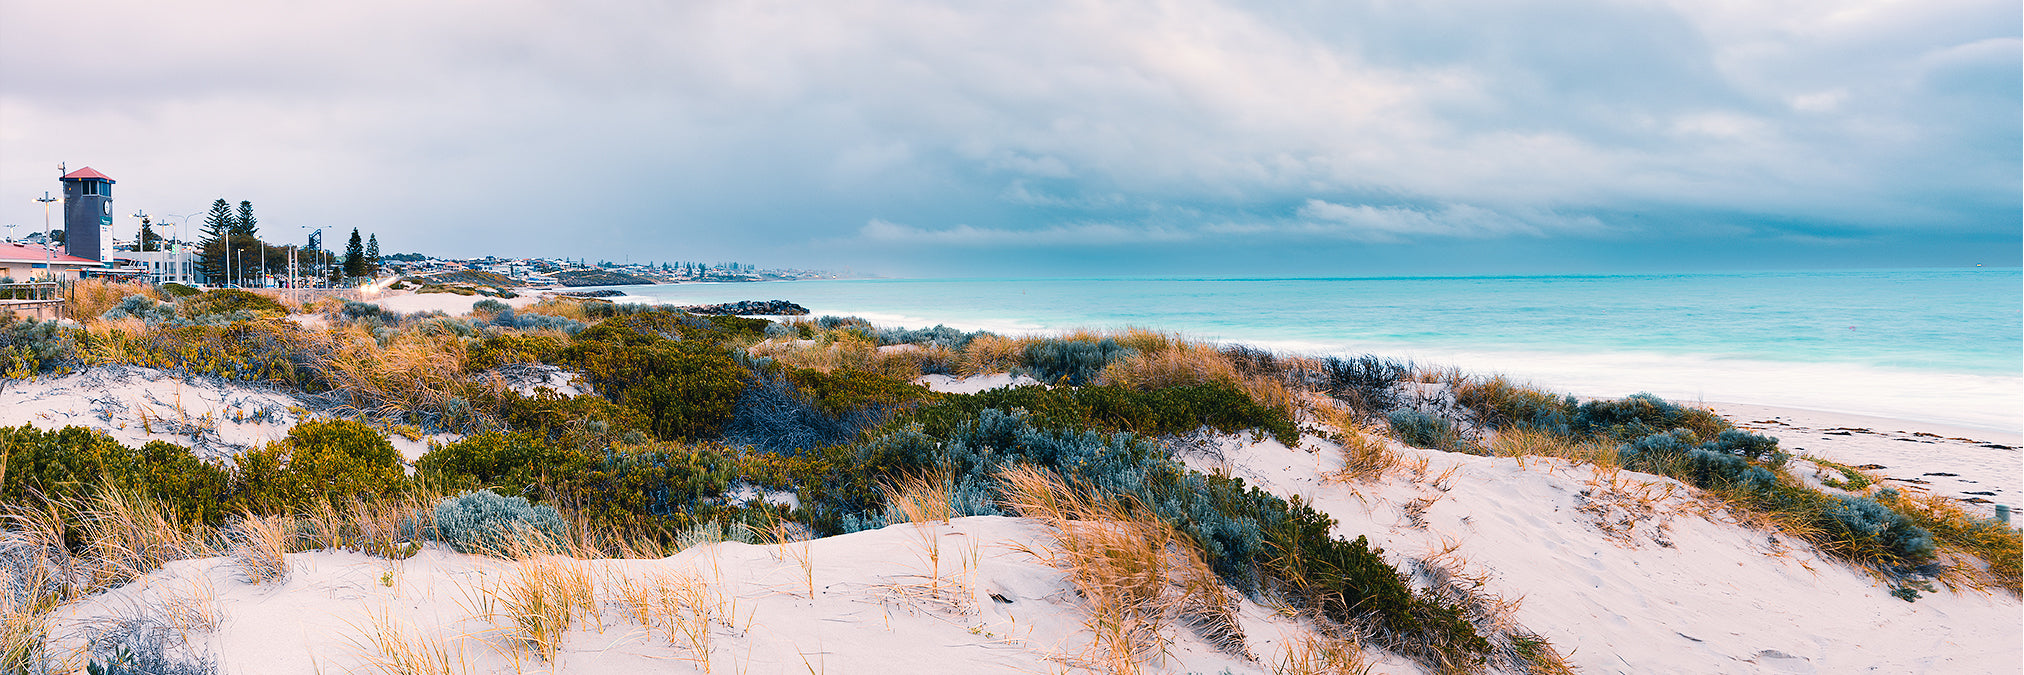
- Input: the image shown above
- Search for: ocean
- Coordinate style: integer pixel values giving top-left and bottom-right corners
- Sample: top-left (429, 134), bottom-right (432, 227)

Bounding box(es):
top-left (595, 269), bottom-right (2022, 432)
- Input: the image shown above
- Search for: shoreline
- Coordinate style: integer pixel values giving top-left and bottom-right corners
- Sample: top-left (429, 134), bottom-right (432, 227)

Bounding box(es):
top-left (1706, 401), bottom-right (2020, 517)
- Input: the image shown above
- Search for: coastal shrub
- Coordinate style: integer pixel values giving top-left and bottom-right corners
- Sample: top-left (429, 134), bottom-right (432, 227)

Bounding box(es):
top-left (415, 432), bottom-right (739, 540)
top-left (1453, 376), bottom-right (1573, 434)
top-left (467, 332), bottom-right (570, 370)
top-left (178, 289), bottom-right (286, 318)
top-left (128, 441), bottom-right (234, 526)
top-left (99, 296), bottom-right (178, 324)
top-left (338, 301), bottom-right (394, 323)
top-left (0, 427), bottom-right (231, 528)
top-left (1019, 337), bottom-right (1133, 386)
top-left (0, 425), bottom-right (136, 508)
top-left (1218, 344), bottom-right (1288, 379)
top-left (431, 490), bottom-right (565, 555)
top-left (1315, 355), bottom-right (1411, 414)
top-left (0, 317), bottom-right (78, 376)
top-left (814, 316), bottom-right (872, 331)
top-left (1820, 494), bottom-right (1936, 565)
top-left (903, 381), bottom-right (1298, 445)
top-left (415, 431), bottom-right (579, 499)
top-left (230, 419), bottom-right (406, 513)
top-left (485, 390), bottom-right (647, 444)
top-left (563, 327), bottom-right (749, 441)
top-left (1573, 393), bottom-right (1727, 441)
top-left (554, 441), bottom-right (739, 537)
top-left (875, 324), bottom-right (983, 350)
top-left (793, 408), bottom-right (1485, 665)
top-left (157, 283), bottom-right (201, 299)
top-left (485, 308), bottom-right (584, 334)
top-left (471, 299), bottom-right (510, 315)
top-left (1388, 410), bottom-right (1462, 451)
top-left (719, 367), bottom-right (919, 455)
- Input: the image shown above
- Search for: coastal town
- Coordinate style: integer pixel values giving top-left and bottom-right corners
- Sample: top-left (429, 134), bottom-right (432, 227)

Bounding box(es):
top-left (2, 167), bottom-right (842, 292)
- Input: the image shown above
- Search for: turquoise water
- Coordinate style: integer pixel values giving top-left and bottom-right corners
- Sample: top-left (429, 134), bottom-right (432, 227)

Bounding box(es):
top-left (599, 269), bottom-right (2023, 431)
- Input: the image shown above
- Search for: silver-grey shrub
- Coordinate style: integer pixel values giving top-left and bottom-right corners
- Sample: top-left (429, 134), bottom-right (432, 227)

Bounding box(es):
top-left (431, 490), bottom-right (565, 555)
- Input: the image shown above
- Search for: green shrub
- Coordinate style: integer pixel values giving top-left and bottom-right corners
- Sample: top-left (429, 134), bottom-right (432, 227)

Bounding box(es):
top-left (467, 333), bottom-right (570, 370)
top-left (0, 317), bottom-right (79, 375)
top-left (1018, 337), bottom-right (1132, 386)
top-left (100, 295), bottom-right (178, 324)
top-left (157, 283), bottom-right (201, 298)
top-left (793, 408), bottom-right (1488, 665)
top-left (231, 419), bottom-right (406, 513)
top-left (416, 431), bottom-right (581, 498)
top-left (415, 432), bottom-right (738, 540)
top-left (1821, 493), bottom-right (1936, 565)
top-left (178, 289), bottom-right (287, 318)
top-left (0, 426), bottom-right (230, 527)
top-left (0, 425), bottom-right (136, 507)
top-left (562, 326), bottom-right (749, 441)
top-left (431, 490), bottom-right (565, 555)
top-left (784, 367), bottom-right (936, 417)
top-left (904, 381), bottom-right (1298, 445)
top-left (1388, 410), bottom-right (1462, 451)
top-left (1574, 393), bottom-right (1728, 441)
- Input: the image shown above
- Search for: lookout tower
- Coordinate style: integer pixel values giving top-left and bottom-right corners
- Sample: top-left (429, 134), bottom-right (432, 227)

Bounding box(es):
top-left (60, 166), bottom-right (114, 262)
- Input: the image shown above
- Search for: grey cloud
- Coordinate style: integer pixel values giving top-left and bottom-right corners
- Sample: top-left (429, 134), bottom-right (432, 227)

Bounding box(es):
top-left (0, 0), bottom-right (2012, 274)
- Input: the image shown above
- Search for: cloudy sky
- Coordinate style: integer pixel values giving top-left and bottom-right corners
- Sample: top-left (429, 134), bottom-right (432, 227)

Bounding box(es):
top-left (1, 0), bottom-right (2015, 276)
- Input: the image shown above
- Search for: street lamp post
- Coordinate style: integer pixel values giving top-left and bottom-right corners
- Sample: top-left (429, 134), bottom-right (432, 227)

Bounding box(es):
top-left (163, 212), bottom-right (201, 285)
top-left (34, 192), bottom-right (56, 282)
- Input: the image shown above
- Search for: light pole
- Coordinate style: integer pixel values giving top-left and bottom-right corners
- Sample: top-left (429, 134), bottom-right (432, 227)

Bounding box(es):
top-left (35, 192), bottom-right (56, 282)
top-left (164, 212), bottom-right (201, 285)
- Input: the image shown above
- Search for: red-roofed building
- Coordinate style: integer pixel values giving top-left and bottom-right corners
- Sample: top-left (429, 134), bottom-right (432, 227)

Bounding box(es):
top-left (61, 167), bottom-right (114, 182)
top-left (0, 242), bottom-right (103, 282)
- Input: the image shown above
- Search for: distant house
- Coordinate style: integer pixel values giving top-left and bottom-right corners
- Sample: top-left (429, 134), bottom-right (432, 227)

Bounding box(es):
top-left (0, 242), bottom-right (102, 282)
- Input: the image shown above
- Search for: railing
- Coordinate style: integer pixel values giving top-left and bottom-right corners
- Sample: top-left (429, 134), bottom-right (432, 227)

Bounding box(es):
top-left (0, 282), bottom-right (65, 320)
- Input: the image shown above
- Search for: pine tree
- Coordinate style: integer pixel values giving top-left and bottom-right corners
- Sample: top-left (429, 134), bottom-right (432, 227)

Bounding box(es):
top-left (365, 234), bottom-right (381, 274)
top-left (198, 198), bottom-right (234, 284)
top-left (137, 216), bottom-right (161, 251)
top-left (233, 201), bottom-right (258, 237)
top-left (343, 228), bottom-right (366, 281)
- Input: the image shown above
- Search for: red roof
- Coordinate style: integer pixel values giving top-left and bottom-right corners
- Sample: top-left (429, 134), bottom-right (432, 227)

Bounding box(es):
top-left (0, 242), bottom-right (101, 265)
top-left (61, 166), bottom-right (113, 182)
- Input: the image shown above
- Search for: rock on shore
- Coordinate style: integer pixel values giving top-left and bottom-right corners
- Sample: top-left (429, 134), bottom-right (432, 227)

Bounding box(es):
top-left (679, 299), bottom-right (809, 315)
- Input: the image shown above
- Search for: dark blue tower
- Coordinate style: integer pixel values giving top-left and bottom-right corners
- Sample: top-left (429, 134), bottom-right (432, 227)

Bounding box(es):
top-left (60, 166), bottom-right (114, 262)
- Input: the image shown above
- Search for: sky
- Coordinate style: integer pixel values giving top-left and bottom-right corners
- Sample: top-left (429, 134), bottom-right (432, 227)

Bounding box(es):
top-left (1, 0), bottom-right (2016, 277)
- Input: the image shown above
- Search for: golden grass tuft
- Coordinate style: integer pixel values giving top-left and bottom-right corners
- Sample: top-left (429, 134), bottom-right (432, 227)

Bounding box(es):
top-left (999, 465), bottom-right (1243, 673)
top-left (80, 486), bottom-right (204, 589)
top-left (66, 279), bottom-right (159, 322)
top-left (304, 325), bottom-right (480, 425)
top-left (1488, 427), bottom-right (1618, 468)
top-left (488, 555), bottom-right (597, 661)
top-left (1882, 490), bottom-right (2023, 596)
top-left (958, 334), bottom-right (1024, 376)
top-left (1271, 632), bottom-right (1372, 675)
top-left (612, 568), bottom-right (720, 670)
top-left (520, 297), bottom-right (591, 322)
top-left (1312, 399), bottom-right (1399, 483)
top-left (347, 607), bottom-right (468, 675)
top-left (228, 512), bottom-right (296, 584)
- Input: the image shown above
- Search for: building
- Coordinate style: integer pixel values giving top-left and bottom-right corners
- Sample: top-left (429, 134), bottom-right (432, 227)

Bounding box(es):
top-left (0, 242), bottom-right (102, 282)
top-left (60, 166), bottom-right (114, 262)
top-left (109, 248), bottom-right (198, 285)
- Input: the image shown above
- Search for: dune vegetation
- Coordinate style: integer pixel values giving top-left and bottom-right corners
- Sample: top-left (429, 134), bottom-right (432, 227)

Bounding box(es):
top-left (0, 279), bottom-right (2015, 674)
